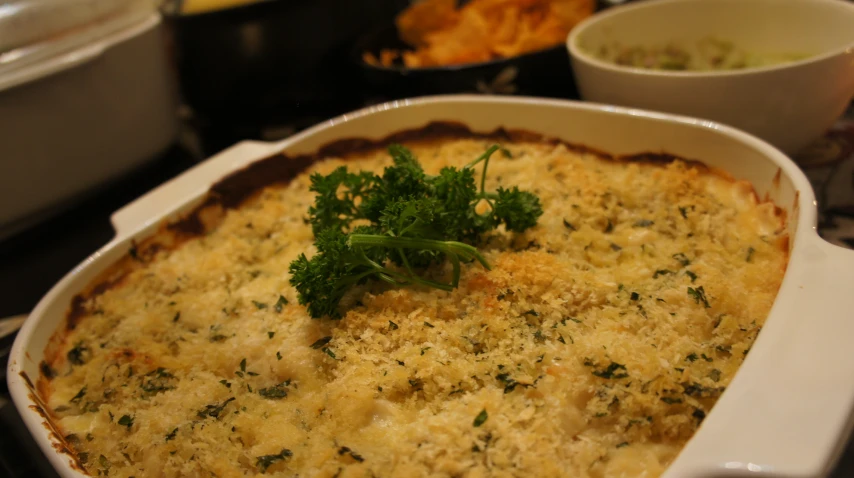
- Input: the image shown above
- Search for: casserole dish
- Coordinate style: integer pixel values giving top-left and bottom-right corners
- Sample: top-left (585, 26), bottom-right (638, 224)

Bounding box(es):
top-left (0, 0), bottom-right (178, 240)
top-left (7, 95), bottom-right (854, 477)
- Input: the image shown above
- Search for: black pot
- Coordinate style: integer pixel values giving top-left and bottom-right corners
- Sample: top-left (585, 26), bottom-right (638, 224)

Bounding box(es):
top-left (167, 0), bottom-right (408, 152)
top-left (353, 26), bottom-right (580, 101)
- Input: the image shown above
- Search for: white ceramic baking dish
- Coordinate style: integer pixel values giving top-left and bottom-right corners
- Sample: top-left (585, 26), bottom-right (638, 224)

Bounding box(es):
top-left (7, 95), bottom-right (854, 478)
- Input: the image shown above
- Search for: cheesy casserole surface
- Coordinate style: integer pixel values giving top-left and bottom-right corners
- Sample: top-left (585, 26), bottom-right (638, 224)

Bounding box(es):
top-left (40, 132), bottom-right (787, 477)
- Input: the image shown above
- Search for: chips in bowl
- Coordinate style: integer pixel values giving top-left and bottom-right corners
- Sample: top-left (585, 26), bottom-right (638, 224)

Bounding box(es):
top-left (364, 0), bottom-right (594, 68)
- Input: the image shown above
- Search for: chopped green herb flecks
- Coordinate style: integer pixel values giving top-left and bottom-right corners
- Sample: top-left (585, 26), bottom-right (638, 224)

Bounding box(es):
top-left (70, 386), bottom-right (87, 404)
top-left (67, 342), bottom-right (90, 366)
top-left (252, 300), bottom-right (268, 310)
top-left (197, 397), bottom-right (236, 419)
top-left (388, 320), bottom-right (399, 331)
top-left (310, 337), bottom-right (332, 349)
top-left (117, 414), bottom-right (134, 429)
top-left (141, 368), bottom-right (175, 394)
top-left (473, 409), bottom-right (488, 427)
top-left (338, 446), bottom-right (365, 462)
top-left (687, 286), bottom-right (711, 308)
top-left (709, 369), bottom-right (722, 382)
top-left (258, 381), bottom-right (291, 400)
top-left (256, 449), bottom-right (293, 473)
top-left (592, 362), bottom-right (629, 379)
top-left (672, 253), bottom-right (691, 266)
top-left (274, 295), bottom-right (288, 313)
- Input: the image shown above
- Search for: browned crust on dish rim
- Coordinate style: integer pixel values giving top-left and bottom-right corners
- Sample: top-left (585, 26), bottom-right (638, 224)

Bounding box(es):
top-left (24, 120), bottom-right (788, 475)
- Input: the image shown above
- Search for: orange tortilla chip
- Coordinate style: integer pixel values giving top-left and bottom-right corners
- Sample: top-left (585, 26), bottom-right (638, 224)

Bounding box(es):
top-left (395, 0), bottom-right (459, 47)
top-left (378, 0), bottom-right (595, 68)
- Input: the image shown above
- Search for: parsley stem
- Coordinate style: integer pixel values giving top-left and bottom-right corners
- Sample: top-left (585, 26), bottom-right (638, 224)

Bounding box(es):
top-left (349, 234), bottom-right (491, 270)
top-left (397, 248), bottom-right (456, 291)
top-left (464, 145), bottom-right (501, 196)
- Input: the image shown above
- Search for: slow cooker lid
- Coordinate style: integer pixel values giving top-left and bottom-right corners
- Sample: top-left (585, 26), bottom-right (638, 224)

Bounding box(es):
top-left (0, 0), bottom-right (156, 76)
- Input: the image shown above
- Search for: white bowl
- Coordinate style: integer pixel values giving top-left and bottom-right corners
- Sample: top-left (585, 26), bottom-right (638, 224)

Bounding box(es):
top-left (8, 95), bottom-right (854, 477)
top-left (567, 0), bottom-right (854, 155)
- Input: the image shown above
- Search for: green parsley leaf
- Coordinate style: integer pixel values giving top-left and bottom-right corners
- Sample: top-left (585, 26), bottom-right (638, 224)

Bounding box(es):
top-left (289, 144), bottom-right (542, 318)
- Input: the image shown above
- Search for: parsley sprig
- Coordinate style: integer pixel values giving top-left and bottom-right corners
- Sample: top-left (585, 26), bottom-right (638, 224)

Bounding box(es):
top-left (290, 144), bottom-right (542, 318)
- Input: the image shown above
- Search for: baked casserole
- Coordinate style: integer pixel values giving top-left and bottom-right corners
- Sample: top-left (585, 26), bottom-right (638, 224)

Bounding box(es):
top-left (38, 124), bottom-right (788, 477)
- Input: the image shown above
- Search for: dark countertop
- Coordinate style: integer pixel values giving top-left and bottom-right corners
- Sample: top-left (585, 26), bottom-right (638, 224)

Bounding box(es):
top-left (2, 105), bottom-right (854, 477)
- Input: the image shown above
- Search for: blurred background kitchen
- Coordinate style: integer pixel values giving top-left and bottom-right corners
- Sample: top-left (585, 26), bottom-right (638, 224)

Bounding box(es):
top-left (1, 0), bottom-right (853, 475)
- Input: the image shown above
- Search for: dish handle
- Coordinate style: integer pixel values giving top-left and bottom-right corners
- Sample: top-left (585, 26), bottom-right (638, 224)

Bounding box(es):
top-left (111, 140), bottom-right (277, 238)
top-left (667, 237), bottom-right (854, 478)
